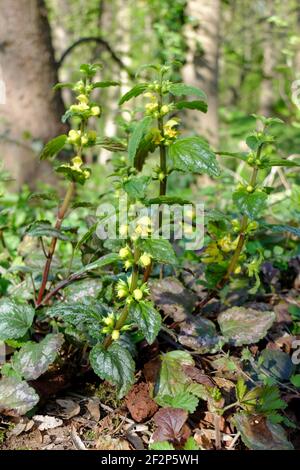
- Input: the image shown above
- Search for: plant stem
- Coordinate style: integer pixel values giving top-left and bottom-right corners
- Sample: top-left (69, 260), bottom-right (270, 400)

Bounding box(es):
top-left (103, 246), bottom-right (140, 349)
top-left (36, 181), bottom-right (75, 306)
top-left (198, 163), bottom-right (260, 310)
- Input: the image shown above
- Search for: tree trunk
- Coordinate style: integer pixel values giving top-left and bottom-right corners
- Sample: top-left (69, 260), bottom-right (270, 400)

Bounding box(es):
top-left (182, 0), bottom-right (220, 148)
top-left (0, 0), bottom-right (66, 187)
top-left (259, 1), bottom-right (276, 117)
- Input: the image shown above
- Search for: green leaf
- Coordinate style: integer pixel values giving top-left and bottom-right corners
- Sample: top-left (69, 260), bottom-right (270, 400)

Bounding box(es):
top-left (169, 137), bottom-right (220, 177)
top-left (56, 165), bottom-right (90, 185)
top-left (119, 83), bottom-right (148, 105)
top-left (183, 437), bottom-right (200, 450)
top-left (25, 221), bottom-right (71, 241)
top-left (0, 377), bottom-right (39, 415)
top-left (90, 342), bottom-right (135, 398)
top-left (128, 116), bottom-right (152, 165)
top-left (47, 301), bottom-right (110, 332)
top-left (175, 100), bottom-right (207, 113)
top-left (73, 253), bottom-right (119, 276)
top-left (12, 334), bottom-right (64, 380)
top-left (145, 196), bottom-right (191, 205)
top-left (40, 135), bottom-right (67, 160)
top-left (266, 158), bottom-right (300, 168)
top-left (92, 80), bottom-right (120, 88)
top-left (129, 300), bottom-right (161, 344)
top-left (236, 378), bottom-right (247, 402)
top-left (155, 350), bottom-right (194, 399)
top-left (264, 224), bottom-right (300, 238)
top-left (0, 299), bottom-right (34, 340)
top-left (149, 441), bottom-right (175, 450)
top-left (259, 349), bottom-right (294, 381)
top-left (218, 307), bottom-right (275, 346)
top-left (53, 82), bottom-right (74, 91)
top-left (137, 238), bottom-right (177, 265)
top-left (232, 188), bottom-right (267, 219)
top-left (95, 137), bottom-right (126, 152)
top-left (169, 83), bottom-right (207, 101)
top-left (234, 412), bottom-right (293, 450)
top-left (75, 223), bottom-right (98, 251)
top-left (290, 374), bottom-right (300, 388)
top-left (123, 175), bottom-right (151, 199)
top-left (217, 151), bottom-right (248, 162)
top-left (156, 391), bottom-right (199, 413)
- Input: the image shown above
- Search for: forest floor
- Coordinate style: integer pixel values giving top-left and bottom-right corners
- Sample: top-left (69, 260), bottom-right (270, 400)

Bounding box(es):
top-left (1, 268), bottom-right (300, 451)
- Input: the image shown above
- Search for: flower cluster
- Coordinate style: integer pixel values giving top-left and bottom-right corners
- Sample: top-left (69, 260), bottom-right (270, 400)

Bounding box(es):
top-left (116, 276), bottom-right (150, 303)
top-left (119, 245), bottom-right (152, 270)
top-left (100, 312), bottom-right (131, 341)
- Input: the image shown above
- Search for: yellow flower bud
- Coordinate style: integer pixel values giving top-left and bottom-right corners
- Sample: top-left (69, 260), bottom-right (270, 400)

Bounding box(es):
top-left (133, 288), bottom-right (143, 301)
top-left (124, 259), bottom-right (133, 270)
top-left (160, 105), bottom-right (170, 115)
top-left (119, 224), bottom-right (128, 237)
top-left (246, 185), bottom-right (254, 193)
top-left (91, 106), bottom-right (101, 116)
top-left (234, 266), bottom-right (242, 274)
top-left (103, 315), bottom-right (115, 327)
top-left (111, 330), bottom-right (120, 341)
top-left (71, 156), bottom-right (83, 170)
top-left (139, 253), bottom-right (152, 267)
top-left (77, 94), bottom-right (89, 104)
top-left (119, 246), bottom-right (131, 259)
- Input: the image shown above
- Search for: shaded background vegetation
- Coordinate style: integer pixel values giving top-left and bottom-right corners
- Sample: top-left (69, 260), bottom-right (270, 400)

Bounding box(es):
top-left (1, 0), bottom-right (300, 186)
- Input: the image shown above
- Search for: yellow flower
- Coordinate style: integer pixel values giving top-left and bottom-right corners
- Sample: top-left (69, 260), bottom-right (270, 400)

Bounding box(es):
top-left (71, 156), bottom-right (83, 170)
top-left (160, 104), bottom-right (170, 115)
top-left (139, 253), bottom-right (152, 267)
top-left (103, 313), bottom-right (115, 327)
top-left (133, 288), bottom-right (143, 301)
top-left (111, 330), bottom-right (120, 341)
top-left (124, 259), bottom-right (133, 270)
top-left (77, 94), bottom-right (89, 104)
top-left (68, 129), bottom-right (81, 144)
top-left (119, 224), bottom-right (128, 237)
top-left (116, 279), bottom-right (128, 299)
top-left (91, 106), bottom-right (101, 116)
top-left (145, 102), bottom-right (159, 113)
top-left (119, 246), bottom-right (131, 259)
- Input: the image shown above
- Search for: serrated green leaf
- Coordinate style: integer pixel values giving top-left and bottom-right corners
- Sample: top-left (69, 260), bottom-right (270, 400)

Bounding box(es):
top-left (149, 441), bottom-right (175, 450)
top-left (175, 100), bottom-right (207, 113)
top-left (90, 343), bottom-right (135, 398)
top-left (145, 196), bottom-right (191, 205)
top-left (129, 300), bottom-right (161, 344)
top-left (0, 299), bottom-right (34, 340)
top-left (156, 391), bottom-right (199, 413)
top-left (74, 253), bottom-right (120, 276)
top-left (40, 135), bottom-right (67, 160)
top-left (95, 137), bottom-right (126, 152)
top-left (266, 158), bottom-right (300, 168)
top-left (128, 116), bottom-right (152, 165)
top-left (169, 137), bottom-right (220, 177)
top-left (137, 238), bottom-right (177, 265)
top-left (0, 377), bottom-right (39, 415)
top-left (183, 437), bottom-right (200, 450)
top-left (123, 175), bottom-right (151, 199)
top-left (265, 224), bottom-right (300, 238)
top-left (92, 80), bottom-right (120, 88)
top-left (218, 307), bottom-right (275, 346)
top-left (119, 83), bottom-right (148, 105)
top-left (232, 188), bottom-right (267, 219)
top-left (169, 83), bottom-right (207, 101)
top-left (56, 165), bottom-right (90, 185)
top-left (25, 221), bottom-right (71, 241)
top-left (12, 334), bottom-right (64, 380)
top-left (155, 351), bottom-right (194, 399)
top-left (290, 374), bottom-right (300, 388)
top-left (236, 378), bottom-right (247, 402)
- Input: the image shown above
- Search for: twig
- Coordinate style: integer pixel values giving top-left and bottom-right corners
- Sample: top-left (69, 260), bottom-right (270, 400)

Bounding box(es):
top-left (71, 425), bottom-right (87, 450)
top-left (57, 37), bottom-right (134, 79)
